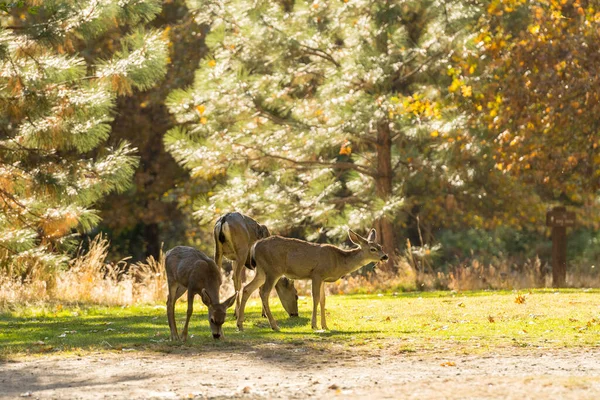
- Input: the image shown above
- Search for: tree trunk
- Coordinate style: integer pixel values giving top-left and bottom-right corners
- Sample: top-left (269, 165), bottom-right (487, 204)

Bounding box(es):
top-left (144, 222), bottom-right (160, 260)
top-left (375, 120), bottom-right (396, 273)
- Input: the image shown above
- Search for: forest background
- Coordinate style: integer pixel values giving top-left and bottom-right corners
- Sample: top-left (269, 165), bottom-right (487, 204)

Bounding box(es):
top-left (1, 0), bottom-right (599, 303)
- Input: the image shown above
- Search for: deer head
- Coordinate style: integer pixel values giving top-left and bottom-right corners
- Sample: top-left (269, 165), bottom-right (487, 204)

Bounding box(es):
top-left (201, 290), bottom-right (237, 340)
top-left (348, 229), bottom-right (389, 263)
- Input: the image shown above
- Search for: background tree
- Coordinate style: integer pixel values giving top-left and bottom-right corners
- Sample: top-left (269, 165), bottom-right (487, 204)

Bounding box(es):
top-left (166, 0), bottom-right (479, 271)
top-left (0, 0), bottom-right (168, 273)
top-left (451, 0), bottom-right (600, 228)
top-left (96, 1), bottom-right (207, 261)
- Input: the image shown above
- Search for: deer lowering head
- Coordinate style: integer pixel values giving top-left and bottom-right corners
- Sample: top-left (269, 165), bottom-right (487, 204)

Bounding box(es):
top-left (201, 289), bottom-right (236, 339)
top-left (165, 246), bottom-right (236, 341)
top-left (213, 212), bottom-right (298, 317)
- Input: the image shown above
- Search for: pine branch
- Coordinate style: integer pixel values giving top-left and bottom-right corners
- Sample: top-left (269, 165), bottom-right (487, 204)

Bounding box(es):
top-left (392, 157), bottom-right (411, 171)
top-left (235, 142), bottom-right (376, 177)
top-left (251, 96), bottom-right (314, 129)
top-left (298, 44), bottom-right (341, 68)
top-left (326, 196), bottom-right (367, 205)
top-left (258, 14), bottom-right (340, 68)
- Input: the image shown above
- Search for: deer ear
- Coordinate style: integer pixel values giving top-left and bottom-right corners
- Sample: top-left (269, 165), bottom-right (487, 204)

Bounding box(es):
top-left (201, 289), bottom-right (212, 307)
top-left (259, 224), bottom-right (270, 238)
top-left (367, 228), bottom-right (377, 243)
top-left (348, 229), bottom-right (363, 245)
top-left (223, 292), bottom-right (237, 309)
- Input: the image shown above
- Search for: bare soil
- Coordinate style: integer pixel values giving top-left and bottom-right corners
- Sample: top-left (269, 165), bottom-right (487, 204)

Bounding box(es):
top-left (1, 345), bottom-right (599, 399)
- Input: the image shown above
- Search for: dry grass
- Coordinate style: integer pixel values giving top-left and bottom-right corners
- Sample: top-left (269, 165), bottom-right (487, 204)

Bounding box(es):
top-left (296, 254), bottom-right (600, 296)
top-left (0, 235), bottom-right (168, 307)
top-left (2, 237), bottom-right (599, 308)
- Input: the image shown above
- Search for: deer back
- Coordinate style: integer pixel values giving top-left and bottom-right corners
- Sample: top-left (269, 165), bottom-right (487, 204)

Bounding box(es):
top-left (165, 246), bottom-right (222, 295)
top-left (251, 236), bottom-right (338, 279)
top-left (252, 232), bottom-right (387, 282)
top-left (215, 212), bottom-right (269, 265)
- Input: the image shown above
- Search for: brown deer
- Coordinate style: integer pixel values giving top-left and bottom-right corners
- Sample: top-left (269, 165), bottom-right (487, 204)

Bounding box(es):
top-left (237, 229), bottom-right (388, 332)
top-left (165, 246), bottom-right (236, 341)
top-left (213, 212), bottom-right (298, 317)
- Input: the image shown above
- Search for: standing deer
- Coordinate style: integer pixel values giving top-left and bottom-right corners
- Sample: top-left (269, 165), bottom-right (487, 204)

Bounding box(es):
top-left (214, 212), bottom-right (298, 317)
top-left (237, 228), bottom-right (388, 332)
top-left (165, 246), bottom-right (236, 341)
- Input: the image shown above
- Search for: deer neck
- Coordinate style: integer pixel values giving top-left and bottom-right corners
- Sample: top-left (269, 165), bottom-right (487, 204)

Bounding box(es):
top-left (328, 246), bottom-right (369, 281)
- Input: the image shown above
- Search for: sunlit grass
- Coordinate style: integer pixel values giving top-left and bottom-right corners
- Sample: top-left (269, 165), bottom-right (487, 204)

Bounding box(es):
top-left (1, 289), bottom-right (599, 359)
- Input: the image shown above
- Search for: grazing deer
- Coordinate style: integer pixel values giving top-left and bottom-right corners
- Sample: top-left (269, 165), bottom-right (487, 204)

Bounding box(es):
top-left (237, 229), bottom-right (388, 332)
top-left (165, 246), bottom-right (236, 341)
top-left (214, 212), bottom-right (298, 317)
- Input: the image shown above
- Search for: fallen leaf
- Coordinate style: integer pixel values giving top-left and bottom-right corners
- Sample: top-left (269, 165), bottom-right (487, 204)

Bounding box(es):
top-left (440, 361), bottom-right (456, 367)
top-left (242, 386), bottom-right (251, 394)
top-left (328, 384), bottom-right (339, 390)
top-left (457, 302), bottom-right (465, 308)
top-left (487, 316), bottom-right (495, 323)
top-left (515, 294), bottom-right (526, 304)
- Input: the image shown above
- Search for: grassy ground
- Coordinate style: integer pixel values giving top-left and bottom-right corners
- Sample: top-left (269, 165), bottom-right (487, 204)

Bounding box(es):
top-left (1, 289), bottom-right (599, 359)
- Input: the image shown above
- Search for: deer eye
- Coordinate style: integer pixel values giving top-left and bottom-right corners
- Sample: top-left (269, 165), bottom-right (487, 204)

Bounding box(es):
top-left (370, 248), bottom-right (377, 252)
top-left (210, 318), bottom-right (216, 324)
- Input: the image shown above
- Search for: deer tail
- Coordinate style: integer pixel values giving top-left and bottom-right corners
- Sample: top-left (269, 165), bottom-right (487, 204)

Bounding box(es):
top-left (214, 214), bottom-right (227, 244)
top-left (249, 243), bottom-right (257, 270)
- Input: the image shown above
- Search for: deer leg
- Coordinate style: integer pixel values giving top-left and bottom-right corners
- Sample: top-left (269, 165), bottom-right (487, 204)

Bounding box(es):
top-left (181, 290), bottom-right (195, 342)
top-left (261, 285), bottom-right (268, 318)
top-left (320, 282), bottom-right (328, 330)
top-left (214, 241), bottom-right (223, 271)
top-left (311, 277), bottom-right (322, 330)
top-left (237, 267), bottom-right (265, 331)
top-left (232, 261), bottom-right (241, 318)
top-left (167, 283), bottom-right (186, 341)
top-left (233, 248), bottom-right (248, 318)
top-left (259, 275), bottom-right (280, 331)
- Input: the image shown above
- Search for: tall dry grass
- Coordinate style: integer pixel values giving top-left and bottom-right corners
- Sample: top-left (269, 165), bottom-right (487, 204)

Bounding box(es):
top-left (295, 253), bottom-right (599, 296)
top-left (2, 237), bottom-right (599, 308)
top-left (0, 235), bottom-right (168, 307)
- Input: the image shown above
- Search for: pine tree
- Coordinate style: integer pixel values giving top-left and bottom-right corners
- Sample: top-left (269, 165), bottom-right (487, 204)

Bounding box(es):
top-left (166, 0), bottom-right (477, 271)
top-left (96, 0), bottom-right (208, 261)
top-left (0, 0), bottom-right (168, 273)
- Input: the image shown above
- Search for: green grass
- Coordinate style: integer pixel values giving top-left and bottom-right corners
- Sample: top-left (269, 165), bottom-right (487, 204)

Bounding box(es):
top-left (1, 289), bottom-right (599, 359)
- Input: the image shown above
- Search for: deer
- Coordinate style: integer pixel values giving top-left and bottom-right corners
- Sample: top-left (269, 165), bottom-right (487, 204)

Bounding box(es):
top-left (165, 246), bottom-right (236, 341)
top-left (213, 212), bottom-right (298, 318)
top-left (236, 228), bottom-right (388, 332)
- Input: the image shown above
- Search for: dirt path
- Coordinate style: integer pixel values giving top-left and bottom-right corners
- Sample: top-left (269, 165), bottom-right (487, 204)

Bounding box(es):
top-left (1, 347), bottom-right (599, 399)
